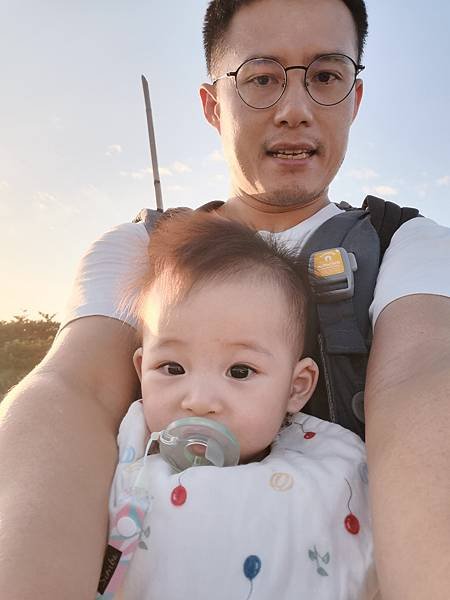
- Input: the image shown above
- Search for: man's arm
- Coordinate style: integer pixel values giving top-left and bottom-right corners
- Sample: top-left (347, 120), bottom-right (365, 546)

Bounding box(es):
top-left (0, 316), bottom-right (139, 599)
top-left (365, 294), bottom-right (450, 600)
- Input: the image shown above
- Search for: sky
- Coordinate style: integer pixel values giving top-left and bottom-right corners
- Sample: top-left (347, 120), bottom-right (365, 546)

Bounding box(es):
top-left (1, 0), bottom-right (449, 321)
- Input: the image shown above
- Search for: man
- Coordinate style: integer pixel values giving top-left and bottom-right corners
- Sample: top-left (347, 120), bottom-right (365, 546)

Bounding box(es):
top-left (1, 1), bottom-right (449, 599)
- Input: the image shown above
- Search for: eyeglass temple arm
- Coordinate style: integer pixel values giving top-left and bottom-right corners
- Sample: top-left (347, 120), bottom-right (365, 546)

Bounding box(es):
top-left (212, 71), bottom-right (238, 85)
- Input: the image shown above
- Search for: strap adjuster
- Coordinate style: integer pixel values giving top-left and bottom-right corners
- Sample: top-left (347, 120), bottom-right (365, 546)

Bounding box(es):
top-left (308, 247), bottom-right (357, 303)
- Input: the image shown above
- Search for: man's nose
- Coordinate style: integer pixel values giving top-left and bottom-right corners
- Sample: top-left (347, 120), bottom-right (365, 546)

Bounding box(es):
top-left (180, 381), bottom-right (223, 416)
top-left (273, 69), bottom-right (314, 128)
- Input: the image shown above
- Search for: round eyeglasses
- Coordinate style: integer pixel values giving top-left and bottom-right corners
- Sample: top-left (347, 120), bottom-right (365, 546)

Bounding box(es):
top-left (213, 54), bottom-right (365, 109)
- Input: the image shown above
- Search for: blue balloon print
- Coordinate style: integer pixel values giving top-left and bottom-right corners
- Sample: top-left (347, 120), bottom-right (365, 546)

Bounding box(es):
top-left (243, 555), bottom-right (261, 580)
top-left (120, 446), bottom-right (136, 463)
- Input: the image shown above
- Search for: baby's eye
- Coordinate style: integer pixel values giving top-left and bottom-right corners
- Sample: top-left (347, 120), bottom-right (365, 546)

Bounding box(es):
top-left (159, 362), bottom-right (185, 376)
top-left (227, 364), bottom-right (256, 380)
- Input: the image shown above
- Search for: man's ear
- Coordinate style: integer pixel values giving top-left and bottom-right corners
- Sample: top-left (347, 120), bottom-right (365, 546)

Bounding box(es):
top-left (287, 357), bottom-right (319, 414)
top-left (352, 78), bottom-right (364, 123)
top-left (133, 347), bottom-right (144, 384)
top-left (199, 83), bottom-right (221, 133)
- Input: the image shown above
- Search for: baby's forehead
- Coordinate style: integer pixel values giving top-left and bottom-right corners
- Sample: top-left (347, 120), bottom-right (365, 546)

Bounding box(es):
top-left (140, 271), bottom-right (303, 353)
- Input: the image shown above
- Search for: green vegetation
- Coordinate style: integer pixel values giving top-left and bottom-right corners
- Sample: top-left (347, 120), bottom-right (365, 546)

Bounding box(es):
top-left (0, 313), bottom-right (59, 399)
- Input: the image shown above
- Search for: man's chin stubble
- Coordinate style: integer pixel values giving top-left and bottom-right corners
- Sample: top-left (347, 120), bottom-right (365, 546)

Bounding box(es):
top-left (252, 187), bottom-right (328, 210)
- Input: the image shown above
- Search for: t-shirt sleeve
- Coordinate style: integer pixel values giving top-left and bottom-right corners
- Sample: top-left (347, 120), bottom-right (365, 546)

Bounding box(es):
top-left (60, 221), bottom-right (149, 331)
top-left (370, 217), bottom-right (450, 327)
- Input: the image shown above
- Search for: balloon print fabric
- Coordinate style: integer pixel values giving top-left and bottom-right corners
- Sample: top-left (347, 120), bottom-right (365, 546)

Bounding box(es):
top-left (101, 402), bottom-right (378, 600)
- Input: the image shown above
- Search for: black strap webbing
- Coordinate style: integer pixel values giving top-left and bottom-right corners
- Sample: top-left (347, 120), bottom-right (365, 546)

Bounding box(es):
top-left (363, 195), bottom-right (421, 259)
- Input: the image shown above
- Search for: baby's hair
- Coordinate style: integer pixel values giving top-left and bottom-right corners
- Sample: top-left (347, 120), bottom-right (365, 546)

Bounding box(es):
top-left (133, 209), bottom-right (308, 355)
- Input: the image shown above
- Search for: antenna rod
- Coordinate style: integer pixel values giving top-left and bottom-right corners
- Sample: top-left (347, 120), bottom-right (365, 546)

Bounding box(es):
top-left (141, 75), bottom-right (163, 211)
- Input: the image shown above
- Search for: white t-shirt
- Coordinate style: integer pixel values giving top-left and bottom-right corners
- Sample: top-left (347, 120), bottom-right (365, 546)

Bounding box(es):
top-left (61, 203), bottom-right (450, 330)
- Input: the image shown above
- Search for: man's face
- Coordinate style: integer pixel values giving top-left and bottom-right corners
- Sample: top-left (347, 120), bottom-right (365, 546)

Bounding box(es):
top-left (201, 0), bottom-right (363, 209)
top-left (135, 277), bottom-right (316, 463)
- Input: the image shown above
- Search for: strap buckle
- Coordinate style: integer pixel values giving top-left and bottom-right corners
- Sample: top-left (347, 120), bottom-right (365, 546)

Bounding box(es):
top-left (308, 247), bottom-right (357, 303)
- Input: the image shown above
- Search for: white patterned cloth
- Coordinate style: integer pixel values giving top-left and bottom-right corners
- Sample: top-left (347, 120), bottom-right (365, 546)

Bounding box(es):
top-left (101, 401), bottom-right (379, 600)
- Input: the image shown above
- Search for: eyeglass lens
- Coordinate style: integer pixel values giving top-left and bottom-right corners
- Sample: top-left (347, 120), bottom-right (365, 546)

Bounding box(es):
top-left (236, 55), bottom-right (357, 108)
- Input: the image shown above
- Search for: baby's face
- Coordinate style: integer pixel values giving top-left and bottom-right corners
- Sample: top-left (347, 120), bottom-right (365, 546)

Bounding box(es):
top-left (134, 277), bottom-right (315, 463)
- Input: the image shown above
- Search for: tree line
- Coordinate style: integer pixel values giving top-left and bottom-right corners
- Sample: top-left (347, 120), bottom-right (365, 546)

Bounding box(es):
top-left (0, 313), bottom-right (59, 400)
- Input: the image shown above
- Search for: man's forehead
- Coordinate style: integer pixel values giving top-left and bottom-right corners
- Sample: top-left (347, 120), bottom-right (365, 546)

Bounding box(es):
top-left (217, 0), bottom-right (358, 67)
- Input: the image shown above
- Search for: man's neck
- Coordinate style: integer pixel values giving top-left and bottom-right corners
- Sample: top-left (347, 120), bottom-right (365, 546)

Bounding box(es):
top-left (216, 193), bottom-right (330, 233)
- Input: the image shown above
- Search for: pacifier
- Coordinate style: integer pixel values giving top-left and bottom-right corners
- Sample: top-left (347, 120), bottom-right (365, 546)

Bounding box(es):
top-left (147, 417), bottom-right (240, 472)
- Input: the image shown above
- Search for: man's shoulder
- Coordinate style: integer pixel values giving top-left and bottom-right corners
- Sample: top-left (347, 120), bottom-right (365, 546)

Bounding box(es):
top-left (371, 215), bottom-right (450, 325)
top-left (97, 219), bottom-right (149, 242)
top-left (83, 220), bottom-right (149, 258)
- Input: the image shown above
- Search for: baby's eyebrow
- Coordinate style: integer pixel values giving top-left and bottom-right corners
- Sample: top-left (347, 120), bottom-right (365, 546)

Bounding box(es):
top-left (150, 337), bottom-right (186, 350)
top-left (228, 341), bottom-right (273, 357)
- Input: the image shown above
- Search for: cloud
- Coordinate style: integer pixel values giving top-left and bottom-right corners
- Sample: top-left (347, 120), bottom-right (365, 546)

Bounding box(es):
top-left (437, 175), bottom-right (450, 186)
top-left (120, 161), bottom-right (191, 180)
top-left (0, 180), bottom-right (9, 191)
top-left (33, 191), bottom-right (58, 211)
top-left (207, 149), bottom-right (225, 162)
top-left (159, 162), bottom-right (191, 175)
top-left (373, 185), bottom-right (398, 197)
top-left (131, 169), bottom-right (151, 180)
top-left (120, 168), bottom-right (152, 180)
top-left (159, 167), bottom-right (173, 176)
top-left (79, 185), bottom-right (110, 208)
top-left (32, 191), bottom-right (80, 216)
top-left (106, 144), bottom-right (123, 157)
top-left (348, 168), bottom-right (378, 180)
top-left (167, 185), bottom-right (185, 192)
top-left (172, 161), bottom-right (192, 174)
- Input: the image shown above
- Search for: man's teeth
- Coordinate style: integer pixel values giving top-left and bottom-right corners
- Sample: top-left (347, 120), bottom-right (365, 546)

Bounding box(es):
top-left (271, 150), bottom-right (313, 159)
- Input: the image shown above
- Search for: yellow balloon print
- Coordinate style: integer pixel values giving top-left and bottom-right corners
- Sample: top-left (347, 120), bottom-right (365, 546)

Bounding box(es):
top-left (270, 472), bottom-right (294, 491)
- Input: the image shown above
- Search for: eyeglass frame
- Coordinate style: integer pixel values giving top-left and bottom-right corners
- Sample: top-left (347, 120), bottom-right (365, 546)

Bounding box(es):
top-left (212, 53), bottom-right (365, 108)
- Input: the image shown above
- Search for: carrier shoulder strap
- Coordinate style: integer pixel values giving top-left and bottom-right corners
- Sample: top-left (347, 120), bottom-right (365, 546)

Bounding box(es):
top-left (362, 195), bottom-right (421, 259)
top-left (300, 197), bottom-right (421, 439)
top-left (133, 201), bottom-right (224, 234)
top-left (300, 206), bottom-right (379, 440)
top-left (132, 206), bottom-right (164, 230)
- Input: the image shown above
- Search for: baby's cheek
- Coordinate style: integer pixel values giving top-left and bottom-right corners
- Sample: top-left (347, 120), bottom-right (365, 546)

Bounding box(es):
top-left (141, 398), bottom-right (157, 433)
top-left (239, 424), bottom-right (277, 461)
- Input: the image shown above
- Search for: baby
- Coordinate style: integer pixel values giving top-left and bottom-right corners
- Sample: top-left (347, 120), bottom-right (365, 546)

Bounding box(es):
top-left (98, 210), bottom-right (378, 600)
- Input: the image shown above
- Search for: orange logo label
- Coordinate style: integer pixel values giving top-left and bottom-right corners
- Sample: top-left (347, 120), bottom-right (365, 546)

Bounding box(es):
top-left (313, 249), bottom-right (345, 278)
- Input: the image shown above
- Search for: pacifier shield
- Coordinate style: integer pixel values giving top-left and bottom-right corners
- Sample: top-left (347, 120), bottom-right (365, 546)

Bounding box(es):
top-left (156, 417), bottom-right (240, 472)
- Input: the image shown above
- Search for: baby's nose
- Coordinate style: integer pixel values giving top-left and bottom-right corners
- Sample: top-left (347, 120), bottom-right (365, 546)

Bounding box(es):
top-left (180, 383), bottom-right (223, 416)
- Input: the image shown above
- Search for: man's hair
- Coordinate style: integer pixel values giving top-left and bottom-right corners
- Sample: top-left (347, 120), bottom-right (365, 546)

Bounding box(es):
top-left (203, 0), bottom-right (368, 76)
top-left (134, 209), bottom-right (308, 355)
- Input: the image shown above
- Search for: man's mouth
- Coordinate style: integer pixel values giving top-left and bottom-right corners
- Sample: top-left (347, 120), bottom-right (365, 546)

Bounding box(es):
top-left (268, 149), bottom-right (316, 160)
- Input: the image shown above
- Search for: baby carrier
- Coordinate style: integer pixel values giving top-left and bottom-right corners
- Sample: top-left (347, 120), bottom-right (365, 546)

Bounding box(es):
top-left (133, 196), bottom-right (421, 440)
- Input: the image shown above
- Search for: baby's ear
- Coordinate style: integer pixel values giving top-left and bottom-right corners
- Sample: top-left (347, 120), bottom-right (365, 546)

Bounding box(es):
top-left (287, 358), bottom-right (319, 414)
top-left (133, 347), bottom-right (144, 383)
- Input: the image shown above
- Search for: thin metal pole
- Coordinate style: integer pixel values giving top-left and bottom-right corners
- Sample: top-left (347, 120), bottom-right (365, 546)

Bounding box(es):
top-left (141, 75), bottom-right (163, 211)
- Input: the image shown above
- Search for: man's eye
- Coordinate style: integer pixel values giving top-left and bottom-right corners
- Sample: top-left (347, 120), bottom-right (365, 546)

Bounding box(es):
top-left (227, 364), bottom-right (255, 380)
top-left (159, 362), bottom-right (185, 376)
top-left (249, 74), bottom-right (278, 87)
top-left (313, 71), bottom-right (338, 84)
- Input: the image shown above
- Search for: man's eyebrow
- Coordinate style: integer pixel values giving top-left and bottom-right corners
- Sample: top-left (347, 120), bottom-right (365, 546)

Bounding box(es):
top-left (243, 50), bottom-right (352, 64)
